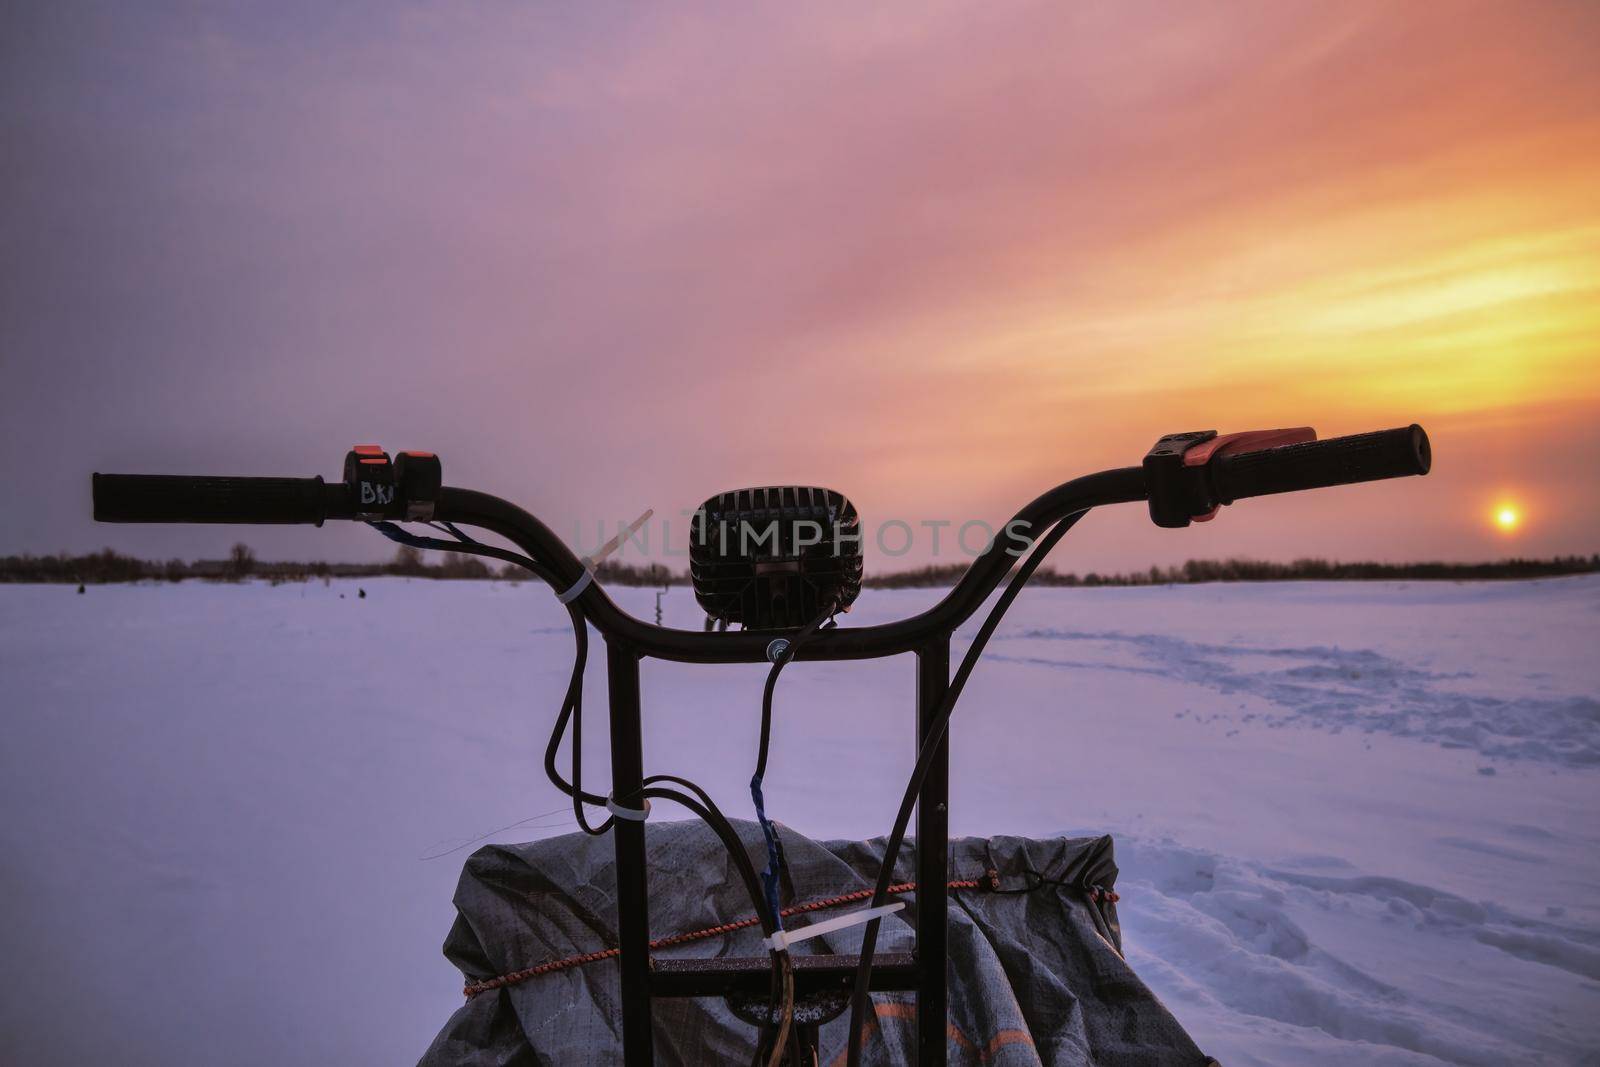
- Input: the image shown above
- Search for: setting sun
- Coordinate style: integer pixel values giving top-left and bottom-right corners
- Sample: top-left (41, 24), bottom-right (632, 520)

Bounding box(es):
top-left (1495, 506), bottom-right (1522, 533)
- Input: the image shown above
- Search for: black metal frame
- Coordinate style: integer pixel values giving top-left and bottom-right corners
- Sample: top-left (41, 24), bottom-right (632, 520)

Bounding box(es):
top-left (605, 638), bottom-right (952, 1066)
top-left (424, 468), bottom-right (1150, 1067)
top-left (90, 423), bottom-right (1432, 1065)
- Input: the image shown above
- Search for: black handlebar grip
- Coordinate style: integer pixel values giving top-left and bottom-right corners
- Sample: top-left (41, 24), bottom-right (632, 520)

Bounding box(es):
top-left (92, 474), bottom-right (340, 525)
top-left (1210, 424), bottom-right (1431, 504)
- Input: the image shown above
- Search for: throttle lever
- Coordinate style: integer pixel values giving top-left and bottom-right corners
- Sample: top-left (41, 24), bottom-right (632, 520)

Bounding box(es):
top-left (1144, 426), bottom-right (1316, 528)
top-left (1182, 427), bottom-right (1315, 522)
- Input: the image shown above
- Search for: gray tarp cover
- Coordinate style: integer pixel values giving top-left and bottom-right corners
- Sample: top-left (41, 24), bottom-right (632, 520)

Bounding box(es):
top-left (420, 821), bottom-right (1211, 1066)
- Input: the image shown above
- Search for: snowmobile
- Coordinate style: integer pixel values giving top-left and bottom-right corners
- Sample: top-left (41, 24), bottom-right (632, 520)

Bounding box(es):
top-left (92, 423), bottom-right (1430, 1066)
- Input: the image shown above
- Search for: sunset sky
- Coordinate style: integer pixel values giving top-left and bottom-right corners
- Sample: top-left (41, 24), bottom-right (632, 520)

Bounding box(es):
top-left (4, 1), bottom-right (1598, 571)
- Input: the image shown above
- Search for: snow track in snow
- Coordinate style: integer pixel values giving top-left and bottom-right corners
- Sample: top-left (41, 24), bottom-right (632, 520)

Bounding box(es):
top-left (1117, 837), bottom-right (1600, 1065)
top-left (991, 628), bottom-right (1600, 766)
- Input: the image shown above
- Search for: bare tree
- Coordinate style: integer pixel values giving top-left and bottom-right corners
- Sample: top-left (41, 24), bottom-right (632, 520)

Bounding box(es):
top-left (227, 543), bottom-right (256, 580)
top-left (391, 545), bottom-right (425, 576)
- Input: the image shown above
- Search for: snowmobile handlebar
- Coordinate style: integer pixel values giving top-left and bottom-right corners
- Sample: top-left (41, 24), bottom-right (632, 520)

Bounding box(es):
top-left (91, 423), bottom-right (1430, 661)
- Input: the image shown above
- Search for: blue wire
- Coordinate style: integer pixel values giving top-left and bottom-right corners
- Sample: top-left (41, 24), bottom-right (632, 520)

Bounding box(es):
top-left (369, 520), bottom-right (478, 554)
top-left (750, 772), bottom-right (785, 931)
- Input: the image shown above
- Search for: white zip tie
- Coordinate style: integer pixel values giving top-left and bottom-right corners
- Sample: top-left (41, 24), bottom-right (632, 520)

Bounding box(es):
top-left (557, 508), bottom-right (654, 604)
top-left (761, 901), bottom-right (905, 953)
top-left (557, 566), bottom-right (594, 604)
top-left (606, 793), bottom-right (651, 822)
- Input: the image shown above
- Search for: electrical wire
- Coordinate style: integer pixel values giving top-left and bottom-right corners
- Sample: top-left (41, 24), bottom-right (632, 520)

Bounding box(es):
top-left (843, 510), bottom-right (1087, 1067)
top-left (747, 599), bottom-right (837, 1067)
top-left (753, 601), bottom-right (838, 927)
top-left (636, 778), bottom-right (791, 1062)
top-left (767, 951), bottom-right (795, 1067)
top-left (369, 519), bottom-right (789, 1061)
top-left (547, 602), bottom-right (614, 835)
top-left (378, 494), bottom-right (1112, 1064)
top-left (370, 520), bottom-right (615, 831)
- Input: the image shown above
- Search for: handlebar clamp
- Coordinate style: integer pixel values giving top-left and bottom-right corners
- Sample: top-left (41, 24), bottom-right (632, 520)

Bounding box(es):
top-left (1144, 430), bottom-right (1220, 528)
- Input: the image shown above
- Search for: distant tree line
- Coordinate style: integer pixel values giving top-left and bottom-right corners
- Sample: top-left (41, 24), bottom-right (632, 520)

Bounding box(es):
top-left (0, 545), bottom-right (685, 585)
top-left (866, 555), bottom-right (1600, 587)
top-left (2, 547), bottom-right (1596, 587)
top-left (1041, 554), bottom-right (1600, 586)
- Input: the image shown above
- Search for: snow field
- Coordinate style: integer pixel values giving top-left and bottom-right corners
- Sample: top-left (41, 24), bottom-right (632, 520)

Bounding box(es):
top-left (1, 576), bottom-right (1595, 1064)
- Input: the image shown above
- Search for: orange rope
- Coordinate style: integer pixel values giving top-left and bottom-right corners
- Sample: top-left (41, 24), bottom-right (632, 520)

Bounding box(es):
top-left (464, 878), bottom-right (983, 998)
